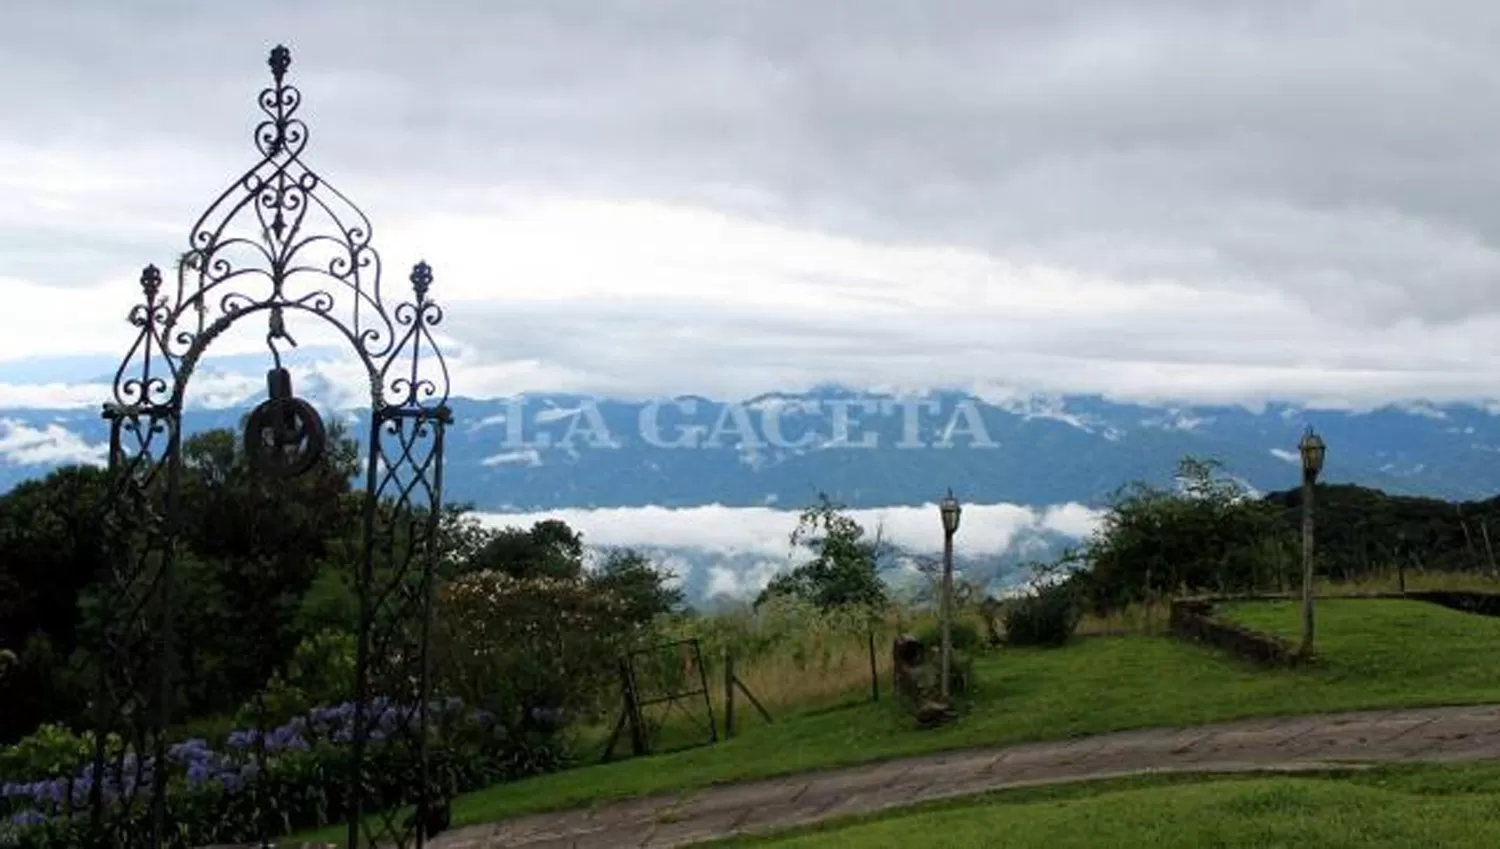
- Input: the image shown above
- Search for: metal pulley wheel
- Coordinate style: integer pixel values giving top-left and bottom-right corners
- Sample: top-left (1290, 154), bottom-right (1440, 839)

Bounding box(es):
top-left (244, 367), bottom-right (326, 478)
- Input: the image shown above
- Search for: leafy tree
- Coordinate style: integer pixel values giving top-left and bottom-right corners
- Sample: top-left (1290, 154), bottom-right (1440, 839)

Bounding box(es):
top-left (1261, 484), bottom-right (1500, 581)
top-left (178, 418), bottom-right (360, 573)
top-left (158, 421), bottom-right (362, 719)
top-left (593, 548), bottom-right (684, 627)
top-left (1, 415), bottom-right (575, 739)
top-left (464, 519), bottom-right (585, 580)
top-left (0, 465), bottom-right (110, 742)
top-left (434, 502), bottom-right (493, 577)
top-left (757, 493), bottom-right (887, 612)
top-left (0, 465), bottom-right (110, 656)
top-left (1079, 456), bottom-right (1288, 612)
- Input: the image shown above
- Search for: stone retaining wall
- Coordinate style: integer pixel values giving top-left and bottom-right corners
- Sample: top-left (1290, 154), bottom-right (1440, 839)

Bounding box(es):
top-left (1167, 599), bottom-right (1300, 666)
top-left (1169, 590), bottom-right (1500, 666)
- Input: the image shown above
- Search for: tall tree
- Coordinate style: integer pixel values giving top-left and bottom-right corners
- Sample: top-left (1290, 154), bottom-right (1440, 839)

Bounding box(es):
top-left (1080, 456), bottom-right (1287, 612)
top-left (593, 548), bottom-right (683, 627)
top-left (465, 519), bottom-right (585, 580)
top-left (165, 419), bottom-right (361, 718)
top-left (758, 493), bottom-right (887, 612)
top-left (0, 465), bottom-right (109, 655)
top-left (0, 465), bottom-right (109, 741)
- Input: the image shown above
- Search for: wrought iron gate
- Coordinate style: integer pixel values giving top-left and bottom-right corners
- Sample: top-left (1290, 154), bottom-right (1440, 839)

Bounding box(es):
top-left (87, 45), bottom-right (451, 848)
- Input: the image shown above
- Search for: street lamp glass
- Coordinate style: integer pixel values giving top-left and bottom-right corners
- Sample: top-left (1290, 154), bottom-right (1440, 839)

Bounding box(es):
top-left (939, 489), bottom-right (962, 534)
top-left (1299, 427), bottom-right (1326, 477)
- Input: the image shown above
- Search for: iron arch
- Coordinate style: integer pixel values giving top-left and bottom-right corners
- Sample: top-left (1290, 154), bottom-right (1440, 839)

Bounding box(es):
top-left (83, 44), bottom-right (453, 849)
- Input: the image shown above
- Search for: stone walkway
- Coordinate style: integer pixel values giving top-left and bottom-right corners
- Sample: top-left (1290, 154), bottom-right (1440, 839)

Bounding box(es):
top-left (429, 703), bottom-right (1500, 848)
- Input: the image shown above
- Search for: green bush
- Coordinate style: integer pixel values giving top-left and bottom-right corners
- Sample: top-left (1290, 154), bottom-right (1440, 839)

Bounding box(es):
top-left (0, 724), bottom-right (106, 782)
top-left (229, 629), bottom-right (358, 730)
top-left (915, 620), bottom-right (981, 654)
top-left (1003, 583), bottom-right (1081, 647)
top-left (1080, 457), bottom-right (1289, 612)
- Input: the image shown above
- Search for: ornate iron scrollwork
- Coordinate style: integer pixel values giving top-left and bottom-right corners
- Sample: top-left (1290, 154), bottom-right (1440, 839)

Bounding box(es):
top-left (90, 43), bottom-right (452, 849)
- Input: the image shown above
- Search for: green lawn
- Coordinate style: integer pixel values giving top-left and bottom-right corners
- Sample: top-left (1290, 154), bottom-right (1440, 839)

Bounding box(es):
top-left (712, 762), bottom-right (1500, 848)
top-left (291, 598), bottom-right (1500, 844)
top-left (1218, 597), bottom-right (1492, 692)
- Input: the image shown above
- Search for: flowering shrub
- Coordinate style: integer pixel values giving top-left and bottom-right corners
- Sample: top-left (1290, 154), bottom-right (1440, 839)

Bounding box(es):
top-left (236, 629), bottom-right (359, 728)
top-left (0, 695), bottom-right (565, 847)
top-left (0, 556), bottom-right (680, 844)
top-left (0, 724), bottom-right (112, 785)
top-left (430, 571), bottom-right (637, 734)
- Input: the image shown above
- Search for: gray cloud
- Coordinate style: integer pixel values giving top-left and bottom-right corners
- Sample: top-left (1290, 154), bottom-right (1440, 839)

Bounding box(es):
top-left (7, 2), bottom-right (1500, 404)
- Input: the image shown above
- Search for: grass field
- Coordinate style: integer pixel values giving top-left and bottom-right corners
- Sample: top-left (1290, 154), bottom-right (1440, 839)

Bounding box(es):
top-left (290, 594), bottom-right (1500, 843)
top-left (647, 569), bottom-right (1500, 723)
top-left (709, 761), bottom-right (1500, 848)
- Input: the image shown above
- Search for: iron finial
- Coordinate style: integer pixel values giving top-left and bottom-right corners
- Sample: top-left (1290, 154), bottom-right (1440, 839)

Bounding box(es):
top-left (140, 265), bottom-right (162, 301)
top-left (410, 261), bottom-right (433, 302)
top-left (269, 44), bottom-right (291, 84)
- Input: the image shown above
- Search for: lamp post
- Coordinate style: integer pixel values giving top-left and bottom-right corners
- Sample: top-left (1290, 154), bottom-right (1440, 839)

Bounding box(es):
top-left (939, 489), bottom-right (962, 702)
top-left (1298, 426), bottom-right (1326, 658)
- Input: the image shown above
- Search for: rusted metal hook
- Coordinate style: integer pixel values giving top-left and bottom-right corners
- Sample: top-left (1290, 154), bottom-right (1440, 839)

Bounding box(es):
top-left (266, 304), bottom-right (298, 370)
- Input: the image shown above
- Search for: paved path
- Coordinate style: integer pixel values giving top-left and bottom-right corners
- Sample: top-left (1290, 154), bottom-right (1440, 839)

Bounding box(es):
top-left (426, 703), bottom-right (1500, 848)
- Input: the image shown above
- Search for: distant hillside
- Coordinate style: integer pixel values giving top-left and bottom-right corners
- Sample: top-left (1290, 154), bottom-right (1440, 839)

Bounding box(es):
top-left (3, 385), bottom-right (1500, 509)
top-left (1262, 483), bottom-right (1500, 578)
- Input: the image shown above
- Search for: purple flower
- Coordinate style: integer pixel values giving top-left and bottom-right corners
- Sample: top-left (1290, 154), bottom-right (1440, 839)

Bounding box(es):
top-left (169, 738), bottom-right (213, 764)
top-left (226, 729), bottom-right (259, 750)
top-left (265, 724), bottom-right (307, 752)
top-left (8, 809), bottom-right (46, 826)
top-left (185, 762), bottom-right (212, 786)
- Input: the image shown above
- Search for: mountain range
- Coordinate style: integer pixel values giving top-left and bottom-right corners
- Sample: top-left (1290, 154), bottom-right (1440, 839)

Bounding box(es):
top-left (8, 360), bottom-right (1500, 599)
top-left (1, 372), bottom-right (1497, 510)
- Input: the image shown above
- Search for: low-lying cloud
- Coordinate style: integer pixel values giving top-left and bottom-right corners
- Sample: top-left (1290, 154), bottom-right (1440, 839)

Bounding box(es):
top-left (475, 500), bottom-right (1105, 599)
top-left (0, 419), bottom-right (108, 466)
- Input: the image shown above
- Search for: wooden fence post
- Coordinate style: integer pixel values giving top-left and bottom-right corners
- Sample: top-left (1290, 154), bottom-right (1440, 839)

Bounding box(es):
top-left (624, 657), bottom-right (647, 756)
top-left (724, 649), bottom-right (737, 739)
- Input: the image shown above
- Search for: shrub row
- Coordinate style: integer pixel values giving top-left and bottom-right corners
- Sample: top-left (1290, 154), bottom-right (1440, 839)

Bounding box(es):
top-left (0, 698), bottom-right (566, 848)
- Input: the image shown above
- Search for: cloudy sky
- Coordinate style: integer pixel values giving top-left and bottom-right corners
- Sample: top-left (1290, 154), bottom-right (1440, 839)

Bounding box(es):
top-left (6, 1), bottom-right (1500, 410)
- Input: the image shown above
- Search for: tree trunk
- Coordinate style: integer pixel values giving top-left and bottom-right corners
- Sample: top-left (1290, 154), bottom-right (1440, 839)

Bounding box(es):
top-left (1482, 519), bottom-right (1498, 579)
top-left (1144, 566), bottom-right (1154, 634)
top-left (1459, 505), bottom-right (1479, 571)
